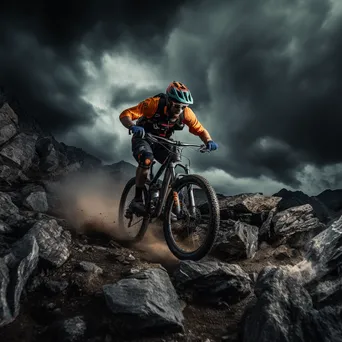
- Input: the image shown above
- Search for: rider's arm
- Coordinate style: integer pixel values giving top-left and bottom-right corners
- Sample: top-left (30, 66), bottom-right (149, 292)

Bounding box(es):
top-left (182, 107), bottom-right (212, 143)
top-left (119, 97), bottom-right (159, 129)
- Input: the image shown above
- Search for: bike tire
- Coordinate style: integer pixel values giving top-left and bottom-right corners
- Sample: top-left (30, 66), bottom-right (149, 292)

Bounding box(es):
top-left (118, 176), bottom-right (149, 243)
top-left (163, 174), bottom-right (220, 260)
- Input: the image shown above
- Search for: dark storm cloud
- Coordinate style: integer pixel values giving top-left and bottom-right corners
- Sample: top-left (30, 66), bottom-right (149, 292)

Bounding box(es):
top-left (111, 85), bottom-right (163, 109)
top-left (3, 0), bottom-right (342, 193)
top-left (179, 0), bottom-right (342, 188)
top-left (0, 0), bottom-right (190, 134)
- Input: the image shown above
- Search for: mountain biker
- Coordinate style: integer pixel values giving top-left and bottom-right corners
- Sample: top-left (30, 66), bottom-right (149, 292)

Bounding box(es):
top-left (119, 81), bottom-right (218, 215)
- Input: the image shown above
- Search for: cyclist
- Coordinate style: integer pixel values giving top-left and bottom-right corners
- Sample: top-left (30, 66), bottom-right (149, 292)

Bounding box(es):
top-left (119, 81), bottom-right (218, 215)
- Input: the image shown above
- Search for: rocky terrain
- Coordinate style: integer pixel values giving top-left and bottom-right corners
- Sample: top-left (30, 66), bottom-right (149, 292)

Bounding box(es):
top-left (1, 94), bottom-right (342, 342)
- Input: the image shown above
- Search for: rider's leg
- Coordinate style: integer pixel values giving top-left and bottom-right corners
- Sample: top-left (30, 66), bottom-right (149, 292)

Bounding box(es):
top-left (130, 137), bottom-right (154, 213)
top-left (134, 166), bottom-right (149, 198)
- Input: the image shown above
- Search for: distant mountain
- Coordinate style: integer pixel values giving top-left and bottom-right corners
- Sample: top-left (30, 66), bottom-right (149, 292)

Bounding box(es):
top-left (272, 188), bottom-right (342, 223)
top-left (316, 189), bottom-right (342, 212)
top-left (102, 160), bottom-right (136, 181)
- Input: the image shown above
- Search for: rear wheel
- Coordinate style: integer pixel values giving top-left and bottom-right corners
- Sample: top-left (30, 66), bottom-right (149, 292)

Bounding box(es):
top-left (163, 174), bottom-right (220, 260)
top-left (118, 177), bottom-right (149, 242)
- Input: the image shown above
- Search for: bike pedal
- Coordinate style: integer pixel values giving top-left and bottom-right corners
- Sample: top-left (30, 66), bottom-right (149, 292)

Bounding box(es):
top-left (124, 209), bottom-right (133, 219)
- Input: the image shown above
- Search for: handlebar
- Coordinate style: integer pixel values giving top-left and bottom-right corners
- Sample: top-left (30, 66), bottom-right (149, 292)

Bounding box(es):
top-left (129, 129), bottom-right (210, 153)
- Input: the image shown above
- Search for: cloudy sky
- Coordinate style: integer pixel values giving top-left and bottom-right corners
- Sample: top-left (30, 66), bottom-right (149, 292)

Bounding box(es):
top-left (1, 0), bottom-right (342, 196)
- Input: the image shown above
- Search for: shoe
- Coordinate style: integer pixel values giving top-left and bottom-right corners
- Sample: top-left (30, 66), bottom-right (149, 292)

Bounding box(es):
top-left (171, 212), bottom-right (178, 222)
top-left (129, 198), bottom-right (146, 215)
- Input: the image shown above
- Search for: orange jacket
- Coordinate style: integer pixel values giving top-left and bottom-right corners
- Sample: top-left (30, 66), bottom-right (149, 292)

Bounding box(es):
top-left (119, 96), bottom-right (212, 142)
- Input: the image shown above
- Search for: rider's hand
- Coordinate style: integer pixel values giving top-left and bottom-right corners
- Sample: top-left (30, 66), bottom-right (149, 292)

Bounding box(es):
top-left (130, 125), bottom-right (145, 138)
top-left (206, 140), bottom-right (218, 151)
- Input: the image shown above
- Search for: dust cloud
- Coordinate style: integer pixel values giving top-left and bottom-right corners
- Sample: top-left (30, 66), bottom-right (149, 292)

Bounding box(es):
top-left (51, 169), bottom-right (180, 267)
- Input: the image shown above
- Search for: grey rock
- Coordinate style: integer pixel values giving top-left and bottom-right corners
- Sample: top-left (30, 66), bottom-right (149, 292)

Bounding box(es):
top-left (23, 191), bottom-right (48, 212)
top-left (213, 220), bottom-right (259, 260)
top-left (173, 260), bottom-right (252, 305)
top-left (103, 267), bottom-right (184, 335)
top-left (262, 204), bottom-right (326, 248)
top-left (27, 219), bottom-right (72, 267)
top-left (0, 192), bottom-right (19, 220)
top-left (79, 261), bottom-right (103, 275)
top-left (0, 103), bottom-right (18, 145)
top-left (0, 132), bottom-right (38, 171)
top-left (241, 266), bottom-right (342, 342)
top-left (0, 234), bottom-right (39, 327)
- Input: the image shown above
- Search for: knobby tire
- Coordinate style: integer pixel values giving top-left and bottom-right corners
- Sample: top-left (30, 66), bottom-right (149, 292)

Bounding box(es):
top-left (163, 174), bottom-right (220, 260)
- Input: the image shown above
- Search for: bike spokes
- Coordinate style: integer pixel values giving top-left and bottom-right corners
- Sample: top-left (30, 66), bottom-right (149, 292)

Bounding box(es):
top-left (168, 183), bottom-right (211, 254)
top-left (122, 187), bottom-right (145, 238)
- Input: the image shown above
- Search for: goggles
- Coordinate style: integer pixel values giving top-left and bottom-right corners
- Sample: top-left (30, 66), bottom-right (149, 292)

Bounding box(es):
top-left (170, 100), bottom-right (188, 111)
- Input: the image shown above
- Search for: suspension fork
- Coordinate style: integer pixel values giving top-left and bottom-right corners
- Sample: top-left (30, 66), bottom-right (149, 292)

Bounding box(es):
top-left (172, 163), bottom-right (187, 216)
top-left (183, 164), bottom-right (197, 216)
top-left (171, 163), bottom-right (196, 217)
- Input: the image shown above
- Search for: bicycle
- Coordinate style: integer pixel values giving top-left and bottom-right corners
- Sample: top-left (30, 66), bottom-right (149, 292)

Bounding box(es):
top-left (118, 132), bottom-right (220, 261)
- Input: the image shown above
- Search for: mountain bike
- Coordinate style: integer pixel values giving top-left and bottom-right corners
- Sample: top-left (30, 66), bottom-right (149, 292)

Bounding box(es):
top-left (118, 132), bottom-right (220, 261)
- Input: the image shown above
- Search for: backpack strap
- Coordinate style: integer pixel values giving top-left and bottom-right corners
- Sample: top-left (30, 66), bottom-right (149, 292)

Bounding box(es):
top-left (153, 93), bottom-right (168, 115)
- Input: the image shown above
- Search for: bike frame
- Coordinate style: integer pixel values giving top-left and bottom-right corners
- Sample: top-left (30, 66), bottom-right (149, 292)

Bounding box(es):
top-left (144, 133), bottom-right (204, 219)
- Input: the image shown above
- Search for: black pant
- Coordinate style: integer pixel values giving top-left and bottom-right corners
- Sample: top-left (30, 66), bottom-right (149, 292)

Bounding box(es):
top-left (132, 137), bottom-right (171, 166)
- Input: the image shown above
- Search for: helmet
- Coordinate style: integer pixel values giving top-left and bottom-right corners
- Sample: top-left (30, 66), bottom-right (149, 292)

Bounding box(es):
top-left (166, 81), bottom-right (194, 104)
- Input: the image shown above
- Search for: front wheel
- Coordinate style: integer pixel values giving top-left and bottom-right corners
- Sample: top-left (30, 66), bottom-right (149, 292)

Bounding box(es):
top-left (163, 174), bottom-right (220, 260)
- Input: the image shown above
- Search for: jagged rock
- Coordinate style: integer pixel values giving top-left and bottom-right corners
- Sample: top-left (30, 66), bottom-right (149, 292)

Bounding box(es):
top-left (241, 265), bottom-right (342, 342)
top-left (0, 164), bottom-right (29, 183)
top-left (103, 267), bottom-right (184, 335)
top-left (4, 212), bottom-right (37, 237)
top-left (23, 190), bottom-right (48, 213)
top-left (217, 194), bottom-right (281, 226)
top-left (27, 219), bottom-right (72, 267)
top-left (0, 234), bottom-right (39, 327)
top-left (0, 220), bottom-right (11, 234)
top-left (260, 204), bottom-right (326, 248)
top-left (213, 219), bottom-right (259, 260)
top-left (0, 132), bottom-right (38, 171)
top-left (241, 214), bottom-right (342, 342)
top-left (172, 260), bottom-right (252, 305)
top-left (0, 103), bottom-right (19, 145)
top-left (0, 192), bottom-right (19, 220)
top-left (309, 277), bottom-right (342, 309)
top-left (304, 214), bottom-right (342, 307)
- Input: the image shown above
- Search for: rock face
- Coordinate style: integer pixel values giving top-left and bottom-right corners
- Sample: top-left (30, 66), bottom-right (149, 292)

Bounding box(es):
top-left (172, 260), bottom-right (252, 305)
top-left (103, 267), bottom-right (184, 335)
top-left (241, 215), bottom-right (342, 342)
top-left (273, 188), bottom-right (333, 223)
top-left (2, 93), bottom-right (342, 341)
top-left (0, 100), bottom-right (102, 187)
